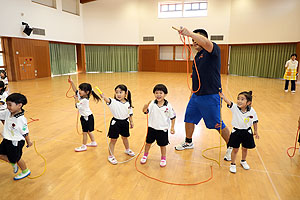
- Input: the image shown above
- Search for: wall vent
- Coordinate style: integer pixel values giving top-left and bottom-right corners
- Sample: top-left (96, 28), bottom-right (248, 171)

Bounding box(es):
top-left (210, 35), bottom-right (224, 41)
top-left (143, 36), bottom-right (154, 41)
top-left (32, 28), bottom-right (46, 36)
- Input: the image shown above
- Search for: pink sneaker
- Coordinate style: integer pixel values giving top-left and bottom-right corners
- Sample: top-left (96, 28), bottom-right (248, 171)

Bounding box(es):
top-left (75, 145), bottom-right (87, 152)
top-left (140, 156), bottom-right (148, 164)
top-left (160, 159), bottom-right (166, 167)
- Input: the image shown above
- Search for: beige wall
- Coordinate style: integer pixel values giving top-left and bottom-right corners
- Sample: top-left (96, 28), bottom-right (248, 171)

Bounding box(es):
top-left (82, 0), bottom-right (140, 44)
top-left (229, 0), bottom-right (300, 43)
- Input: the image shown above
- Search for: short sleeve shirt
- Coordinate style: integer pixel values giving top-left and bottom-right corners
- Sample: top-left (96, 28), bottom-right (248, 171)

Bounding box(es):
top-left (228, 102), bottom-right (258, 129)
top-left (107, 98), bottom-right (133, 120)
top-left (147, 100), bottom-right (176, 131)
top-left (76, 91), bottom-right (92, 117)
top-left (0, 109), bottom-right (29, 141)
top-left (192, 42), bottom-right (221, 96)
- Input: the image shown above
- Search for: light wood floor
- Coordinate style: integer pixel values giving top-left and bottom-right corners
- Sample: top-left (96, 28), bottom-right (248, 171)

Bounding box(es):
top-left (1, 72), bottom-right (300, 200)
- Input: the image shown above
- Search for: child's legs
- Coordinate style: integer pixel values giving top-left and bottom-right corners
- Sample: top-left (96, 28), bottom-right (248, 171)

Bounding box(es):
top-left (17, 159), bottom-right (27, 171)
top-left (231, 148), bottom-right (239, 164)
top-left (144, 143), bottom-right (151, 154)
top-left (87, 131), bottom-right (95, 142)
top-left (284, 80), bottom-right (289, 90)
top-left (160, 146), bottom-right (166, 158)
top-left (82, 132), bottom-right (88, 145)
top-left (109, 139), bottom-right (117, 156)
top-left (241, 147), bottom-right (248, 160)
top-left (121, 136), bottom-right (129, 150)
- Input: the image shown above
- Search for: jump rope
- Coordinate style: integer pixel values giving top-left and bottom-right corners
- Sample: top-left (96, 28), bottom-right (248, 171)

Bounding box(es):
top-left (286, 128), bottom-right (300, 158)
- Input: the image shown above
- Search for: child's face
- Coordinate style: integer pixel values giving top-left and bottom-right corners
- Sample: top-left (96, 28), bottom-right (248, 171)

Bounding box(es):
top-left (78, 88), bottom-right (89, 97)
top-left (0, 73), bottom-right (4, 78)
top-left (6, 101), bottom-right (22, 114)
top-left (115, 88), bottom-right (126, 100)
top-left (237, 94), bottom-right (251, 109)
top-left (154, 90), bottom-right (166, 102)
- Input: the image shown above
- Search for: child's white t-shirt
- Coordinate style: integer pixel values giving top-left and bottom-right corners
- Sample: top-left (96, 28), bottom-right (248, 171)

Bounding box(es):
top-left (228, 102), bottom-right (258, 129)
top-left (147, 100), bottom-right (176, 131)
top-left (76, 91), bottom-right (92, 117)
top-left (0, 91), bottom-right (8, 110)
top-left (107, 98), bottom-right (133, 120)
top-left (0, 109), bottom-right (28, 142)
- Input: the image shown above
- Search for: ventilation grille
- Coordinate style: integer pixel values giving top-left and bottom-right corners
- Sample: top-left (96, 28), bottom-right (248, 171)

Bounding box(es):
top-left (210, 35), bottom-right (224, 41)
top-left (32, 28), bottom-right (46, 36)
top-left (143, 36), bottom-right (154, 41)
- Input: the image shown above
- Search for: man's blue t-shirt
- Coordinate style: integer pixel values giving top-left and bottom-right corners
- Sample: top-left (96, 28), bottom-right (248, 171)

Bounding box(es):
top-left (192, 42), bottom-right (221, 96)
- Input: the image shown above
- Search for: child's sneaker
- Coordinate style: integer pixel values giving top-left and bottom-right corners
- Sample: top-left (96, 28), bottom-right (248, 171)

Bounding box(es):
top-left (140, 156), bottom-right (148, 164)
top-left (229, 164), bottom-right (236, 173)
top-left (12, 163), bottom-right (18, 174)
top-left (240, 160), bottom-right (250, 170)
top-left (125, 149), bottom-right (135, 157)
top-left (14, 169), bottom-right (31, 180)
top-left (108, 156), bottom-right (118, 165)
top-left (224, 147), bottom-right (233, 161)
top-left (86, 141), bottom-right (97, 147)
top-left (175, 142), bottom-right (194, 151)
top-left (75, 145), bottom-right (87, 152)
top-left (160, 159), bottom-right (167, 167)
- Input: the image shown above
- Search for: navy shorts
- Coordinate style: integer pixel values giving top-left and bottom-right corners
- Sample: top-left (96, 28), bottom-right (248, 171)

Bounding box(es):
top-left (108, 118), bottom-right (130, 139)
top-left (80, 114), bottom-right (95, 132)
top-left (0, 139), bottom-right (25, 163)
top-left (184, 93), bottom-right (226, 130)
top-left (228, 128), bottom-right (256, 149)
top-left (146, 127), bottom-right (169, 146)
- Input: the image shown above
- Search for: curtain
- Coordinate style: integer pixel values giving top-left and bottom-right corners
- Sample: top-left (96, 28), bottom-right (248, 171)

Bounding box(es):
top-left (229, 44), bottom-right (296, 78)
top-left (85, 45), bottom-right (138, 72)
top-left (49, 43), bottom-right (76, 75)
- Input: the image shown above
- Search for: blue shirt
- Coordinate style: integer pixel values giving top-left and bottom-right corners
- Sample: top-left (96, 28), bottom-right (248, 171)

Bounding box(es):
top-left (192, 42), bottom-right (221, 96)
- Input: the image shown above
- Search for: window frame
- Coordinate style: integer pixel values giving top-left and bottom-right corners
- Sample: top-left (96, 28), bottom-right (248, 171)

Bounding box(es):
top-left (0, 38), bottom-right (5, 68)
top-left (32, 0), bottom-right (57, 9)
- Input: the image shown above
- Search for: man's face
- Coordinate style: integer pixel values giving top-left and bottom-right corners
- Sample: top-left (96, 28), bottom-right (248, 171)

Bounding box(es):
top-left (192, 33), bottom-right (204, 52)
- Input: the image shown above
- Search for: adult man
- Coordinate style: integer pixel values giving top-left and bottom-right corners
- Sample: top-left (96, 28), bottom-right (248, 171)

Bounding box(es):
top-left (175, 27), bottom-right (232, 161)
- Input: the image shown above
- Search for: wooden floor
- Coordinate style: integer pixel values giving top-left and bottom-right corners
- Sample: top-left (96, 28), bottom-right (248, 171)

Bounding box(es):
top-left (1, 72), bottom-right (300, 200)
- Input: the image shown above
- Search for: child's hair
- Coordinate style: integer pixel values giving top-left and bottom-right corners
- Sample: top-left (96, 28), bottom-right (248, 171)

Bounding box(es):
top-left (291, 53), bottom-right (297, 58)
top-left (153, 84), bottom-right (168, 94)
top-left (114, 84), bottom-right (133, 108)
top-left (6, 93), bottom-right (27, 107)
top-left (238, 91), bottom-right (253, 107)
top-left (0, 81), bottom-right (6, 95)
top-left (0, 70), bottom-right (7, 78)
top-left (78, 83), bottom-right (101, 102)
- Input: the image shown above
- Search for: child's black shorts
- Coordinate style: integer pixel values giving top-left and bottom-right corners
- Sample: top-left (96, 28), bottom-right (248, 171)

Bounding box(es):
top-left (228, 127), bottom-right (256, 149)
top-left (80, 114), bottom-right (95, 132)
top-left (146, 127), bottom-right (169, 146)
top-left (0, 139), bottom-right (25, 163)
top-left (108, 118), bottom-right (130, 139)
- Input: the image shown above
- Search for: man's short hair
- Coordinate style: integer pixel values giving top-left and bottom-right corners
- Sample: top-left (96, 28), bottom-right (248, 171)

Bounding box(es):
top-left (193, 29), bottom-right (208, 38)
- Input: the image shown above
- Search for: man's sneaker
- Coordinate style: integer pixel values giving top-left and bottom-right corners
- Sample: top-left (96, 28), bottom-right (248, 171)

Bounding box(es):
top-left (224, 147), bottom-right (233, 161)
top-left (86, 141), bottom-right (97, 147)
top-left (75, 145), bottom-right (87, 152)
top-left (140, 156), bottom-right (148, 164)
top-left (108, 156), bottom-right (118, 165)
top-left (229, 164), bottom-right (236, 173)
top-left (160, 159), bottom-right (167, 167)
top-left (12, 163), bottom-right (18, 174)
top-left (14, 169), bottom-right (31, 180)
top-left (240, 160), bottom-right (250, 170)
top-left (125, 149), bottom-right (135, 157)
top-left (175, 142), bottom-right (194, 151)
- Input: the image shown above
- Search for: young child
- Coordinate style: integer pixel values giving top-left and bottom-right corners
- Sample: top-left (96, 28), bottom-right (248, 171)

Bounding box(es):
top-left (219, 91), bottom-right (259, 173)
top-left (99, 84), bottom-right (135, 165)
top-left (0, 70), bottom-right (8, 90)
top-left (140, 84), bottom-right (176, 167)
top-left (0, 81), bottom-right (9, 124)
top-left (68, 77), bottom-right (101, 152)
top-left (0, 93), bottom-right (33, 180)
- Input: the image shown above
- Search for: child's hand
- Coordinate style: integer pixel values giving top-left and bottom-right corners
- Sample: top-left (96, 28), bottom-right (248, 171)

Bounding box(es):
top-left (26, 141), bottom-right (33, 148)
top-left (254, 131), bottom-right (259, 139)
top-left (130, 122), bottom-right (134, 129)
top-left (171, 127), bottom-right (175, 134)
